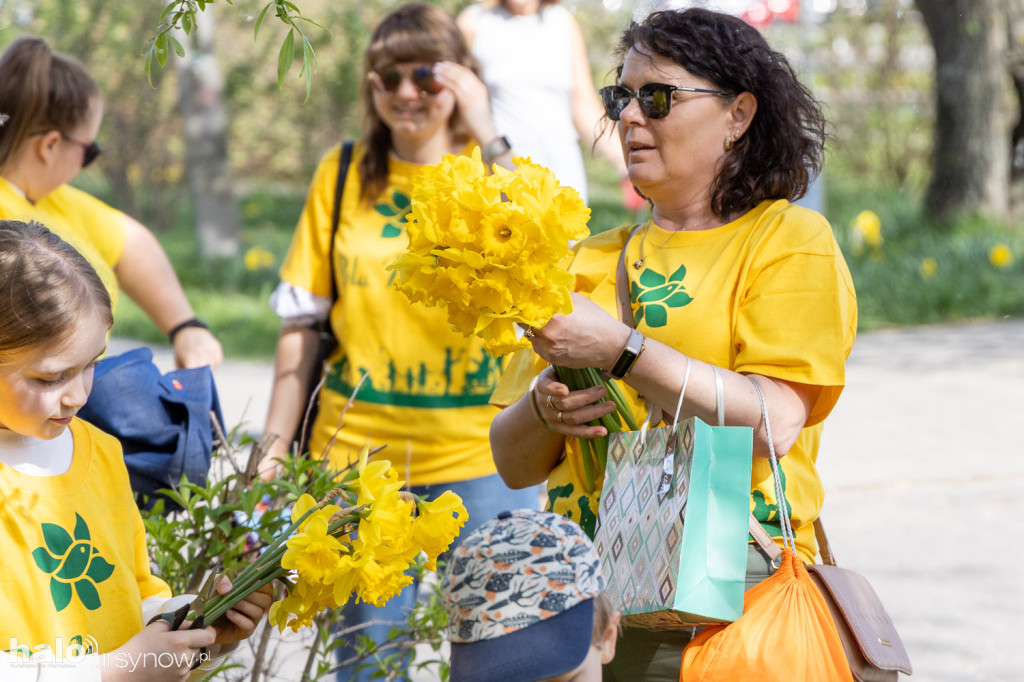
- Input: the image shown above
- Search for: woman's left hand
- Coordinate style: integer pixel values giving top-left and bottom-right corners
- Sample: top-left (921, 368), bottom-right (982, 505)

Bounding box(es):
top-left (528, 293), bottom-right (629, 371)
top-left (533, 366), bottom-right (616, 438)
top-left (432, 61), bottom-right (498, 147)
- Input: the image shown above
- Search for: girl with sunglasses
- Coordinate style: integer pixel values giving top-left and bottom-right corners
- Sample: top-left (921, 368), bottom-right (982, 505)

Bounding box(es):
top-left (0, 37), bottom-right (222, 371)
top-left (490, 8), bottom-right (857, 680)
top-left (258, 4), bottom-right (536, 680)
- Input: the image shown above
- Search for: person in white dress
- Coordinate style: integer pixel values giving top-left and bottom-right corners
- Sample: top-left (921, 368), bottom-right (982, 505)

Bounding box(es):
top-left (458, 0), bottom-right (638, 207)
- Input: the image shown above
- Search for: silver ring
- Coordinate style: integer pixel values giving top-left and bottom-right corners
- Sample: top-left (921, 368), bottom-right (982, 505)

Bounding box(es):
top-left (546, 395), bottom-right (555, 410)
top-left (524, 327), bottom-right (535, 338)
top-left (556, 411), bottom-right (564, 424)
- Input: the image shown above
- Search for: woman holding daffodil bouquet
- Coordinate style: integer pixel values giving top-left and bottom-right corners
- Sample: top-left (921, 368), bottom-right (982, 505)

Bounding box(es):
top-left (489, 8), bottom-right (858, 680)
top-left (258, 3), bottom-right (536, 680)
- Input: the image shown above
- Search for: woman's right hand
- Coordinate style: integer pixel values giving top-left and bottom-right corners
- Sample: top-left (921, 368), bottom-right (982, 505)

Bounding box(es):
top-left (101, 620), bottom-right (216, 681)
top-left (529, 294), bottom-right (629, 372)
top-left (532, 367), bottom-right (617, 439)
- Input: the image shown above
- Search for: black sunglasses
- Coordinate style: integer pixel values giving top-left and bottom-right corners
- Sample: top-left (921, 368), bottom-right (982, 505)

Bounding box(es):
top-left (600, 83), bottom-right (732, 121)
top-left (373, 64), bottom-right (443, 96)
top-left (61, 133), bottom-right (102, 168)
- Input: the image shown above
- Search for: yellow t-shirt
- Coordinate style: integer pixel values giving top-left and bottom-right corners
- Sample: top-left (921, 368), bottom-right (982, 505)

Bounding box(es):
top-left (492, 200), bottom-right (858, 562)
top-left (0, 178), bottom-right (126, 312)
top-left (0, 419), bottom-right (171, 655)
top-left (279, 143), bottom-right (501, 486)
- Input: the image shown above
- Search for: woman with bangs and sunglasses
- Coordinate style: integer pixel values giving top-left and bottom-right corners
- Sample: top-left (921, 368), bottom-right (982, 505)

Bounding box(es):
top-left (0, 37), bottom-right (223, 371)
top-left (258, 4), bottom-right (537, 679)
top-left (489, 8), bottom-right (857, 680)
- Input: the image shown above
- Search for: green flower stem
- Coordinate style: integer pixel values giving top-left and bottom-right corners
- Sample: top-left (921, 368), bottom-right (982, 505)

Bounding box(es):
top-left (199, 510), bottom-right (363, 627)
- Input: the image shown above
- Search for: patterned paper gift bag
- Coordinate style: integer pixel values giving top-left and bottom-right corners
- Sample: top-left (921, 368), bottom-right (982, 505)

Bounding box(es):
top-left (593, 416), bottom-right (753, 629)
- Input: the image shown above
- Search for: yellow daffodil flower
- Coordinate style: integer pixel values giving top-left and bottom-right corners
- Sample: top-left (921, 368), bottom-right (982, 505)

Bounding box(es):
top-left (990, 243), bottom-right (1013, 268)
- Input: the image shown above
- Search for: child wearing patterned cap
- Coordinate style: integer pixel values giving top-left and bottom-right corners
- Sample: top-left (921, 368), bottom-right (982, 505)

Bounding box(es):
top-left (441, 508), bottom-right (621, 682)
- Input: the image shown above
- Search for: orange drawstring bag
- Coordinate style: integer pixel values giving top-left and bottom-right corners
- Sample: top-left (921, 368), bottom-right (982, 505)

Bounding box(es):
top-left (680, 548), bottom-right (852, 682)
top-left (680, 377), bottom-right (852, 682)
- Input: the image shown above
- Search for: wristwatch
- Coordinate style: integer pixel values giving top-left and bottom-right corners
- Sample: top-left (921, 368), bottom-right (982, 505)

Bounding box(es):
top-left (607, 328), bottom-right (646, 381)
top-left (480, 135), bottom-right (512, 164)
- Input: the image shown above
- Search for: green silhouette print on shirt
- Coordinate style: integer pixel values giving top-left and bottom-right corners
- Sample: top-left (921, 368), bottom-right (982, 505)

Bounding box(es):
top-left (375, 190), bottom-right (411, 238)
top-left (326, 348), bottom-right (503, 408)
top-left (32, 513), bottom-right (115, 612)
top-left (630, 263), bottom-right (693, 328)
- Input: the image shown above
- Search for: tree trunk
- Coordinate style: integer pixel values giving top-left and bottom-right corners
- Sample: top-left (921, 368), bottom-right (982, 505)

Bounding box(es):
top-left (1006, 0), bottom-right (1024, 219)
top-left (915, 0), bottom-right (1010, 222)
top-left (176, 7), bottom-right (241, 258)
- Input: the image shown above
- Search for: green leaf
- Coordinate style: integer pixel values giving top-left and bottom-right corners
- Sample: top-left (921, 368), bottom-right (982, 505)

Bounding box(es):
top-left (392, 192), bottom-right (411, 210)
top-left (155, 33), bottom-right (168, 68)
top-left (167, 34), bottom-right (185, 59)
top-left (376, 204), bottom-right (398, 217)
top-left (181, 13), bottom-right (193, 35)
top-left (278, 29), bottom-right (295, 86)
top-left (254, 3), bottom-right (272, 40)
top-left (159, 2), bottom-right (178, 22)
top-left (668, 263), bottom-right (688, 282)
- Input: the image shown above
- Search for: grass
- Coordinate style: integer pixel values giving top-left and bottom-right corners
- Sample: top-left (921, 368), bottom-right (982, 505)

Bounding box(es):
top-left (111, 168), bottom-right (1024, 361)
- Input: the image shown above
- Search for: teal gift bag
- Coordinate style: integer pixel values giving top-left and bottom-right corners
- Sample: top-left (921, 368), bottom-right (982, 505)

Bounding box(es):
top-left (593, 367), bottom-right (753, 630)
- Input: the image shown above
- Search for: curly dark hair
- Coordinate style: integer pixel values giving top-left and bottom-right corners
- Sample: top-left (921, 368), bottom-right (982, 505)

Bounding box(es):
top-left (614, 8), bottom-right (829, 217)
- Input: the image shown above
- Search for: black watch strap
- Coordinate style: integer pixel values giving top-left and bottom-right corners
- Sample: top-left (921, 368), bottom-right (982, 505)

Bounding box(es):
top-left (168, 317), bottom-right (209, 343)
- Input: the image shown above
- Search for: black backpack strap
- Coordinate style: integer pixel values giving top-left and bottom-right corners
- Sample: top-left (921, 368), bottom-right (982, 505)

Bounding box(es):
top-left (328, 140), bottom-right (354, 302)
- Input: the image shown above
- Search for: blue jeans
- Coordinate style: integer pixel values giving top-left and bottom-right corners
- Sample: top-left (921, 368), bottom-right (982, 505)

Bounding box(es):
top-left (333, 474), bottom-right (538, 682)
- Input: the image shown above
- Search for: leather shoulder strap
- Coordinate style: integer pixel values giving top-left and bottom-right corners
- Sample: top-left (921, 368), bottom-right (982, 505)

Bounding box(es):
top-left (615, 224), bottom-right (644, 328)
top-left (328, 141), bottom-right (355, 303)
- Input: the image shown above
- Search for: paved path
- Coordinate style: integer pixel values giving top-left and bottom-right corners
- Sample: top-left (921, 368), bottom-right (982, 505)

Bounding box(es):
top-left (113, 318), bottom-right (1024, 681)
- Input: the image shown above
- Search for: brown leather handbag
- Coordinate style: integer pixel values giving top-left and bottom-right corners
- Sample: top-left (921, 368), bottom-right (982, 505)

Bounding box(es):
top-left (750, 512), bottom-right (913, 680)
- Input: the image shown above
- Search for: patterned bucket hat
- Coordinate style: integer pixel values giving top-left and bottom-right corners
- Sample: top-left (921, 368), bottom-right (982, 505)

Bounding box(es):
top-left (441, 509), bottom-right (605, 682)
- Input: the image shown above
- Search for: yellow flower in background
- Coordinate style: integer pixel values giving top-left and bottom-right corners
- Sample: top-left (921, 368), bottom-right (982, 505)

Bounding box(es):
top-left (413, 490), bottom-right (468, 570)
top-left (243, 201), bottom-right (262, 219)
top-left (919, 257), bottom-right (938, 280)
top-left (244, 245), bottom-right (275, 271)
top-left (852, 210), bottom-right (883, 249)
top-left (388, 146), bottom-right (590, 356)
top-left (989, 243), bottom-right (1013, 269)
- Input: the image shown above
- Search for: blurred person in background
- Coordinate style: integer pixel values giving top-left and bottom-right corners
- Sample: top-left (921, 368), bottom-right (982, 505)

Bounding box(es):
top-left (458, 0), bottom-right (644, 209)
top-left (0, 37), bottom-right (223, 370)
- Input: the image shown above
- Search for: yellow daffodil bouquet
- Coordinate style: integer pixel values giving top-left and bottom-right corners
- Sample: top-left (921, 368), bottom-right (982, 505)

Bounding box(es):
top-left (388, 148), bottom-right (637, 492)
top-left (198, 449), bottom-right (467, 633)
top-left (388, 147), bottom-right (590, 356)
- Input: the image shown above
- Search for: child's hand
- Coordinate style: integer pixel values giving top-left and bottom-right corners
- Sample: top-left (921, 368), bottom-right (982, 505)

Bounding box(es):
top-left (101, 619), bottom-right (215, 681)
top-left (211, 576), bottom-right (274, 644)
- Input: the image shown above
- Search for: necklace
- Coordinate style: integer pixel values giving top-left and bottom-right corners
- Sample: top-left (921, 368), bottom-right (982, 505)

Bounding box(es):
top-left (633, 222), bottom-right (683, 270)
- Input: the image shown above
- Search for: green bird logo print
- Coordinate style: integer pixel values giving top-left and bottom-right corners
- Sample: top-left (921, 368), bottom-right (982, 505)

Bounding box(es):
top-left (32, 514), bottom-right (115, 611)
top-left (630, 264), bottom-right (693, 327)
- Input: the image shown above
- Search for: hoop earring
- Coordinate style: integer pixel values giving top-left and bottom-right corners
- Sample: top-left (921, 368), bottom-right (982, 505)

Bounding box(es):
top-left (724, 132), bottom-right (736, 151)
